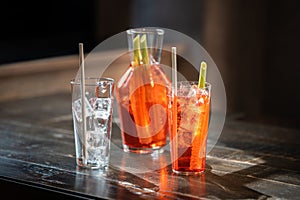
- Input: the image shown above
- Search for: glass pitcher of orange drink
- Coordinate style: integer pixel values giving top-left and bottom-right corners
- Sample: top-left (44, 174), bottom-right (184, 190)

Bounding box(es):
top-left (116, 27), bottom-right (171, 154)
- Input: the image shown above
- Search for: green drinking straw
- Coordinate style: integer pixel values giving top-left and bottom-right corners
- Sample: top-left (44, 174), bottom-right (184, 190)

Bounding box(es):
top-left (198, 61), bottom-right (207, 88)
top-left (140, 34), bottom-right (150, 65)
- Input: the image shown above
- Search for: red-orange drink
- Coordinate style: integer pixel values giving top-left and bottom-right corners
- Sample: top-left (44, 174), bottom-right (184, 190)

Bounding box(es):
top-left (169, 81), bottom-right (211, 175)
top-left (116, 64), bottom-right (171, 153)
top-left (116, 28), bottom-right (171, 154)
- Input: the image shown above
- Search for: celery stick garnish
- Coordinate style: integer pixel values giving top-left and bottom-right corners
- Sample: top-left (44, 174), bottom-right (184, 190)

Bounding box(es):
top-left (198, 61), bottom-right (207, 88)
top-left (133, 35), bottom-right (142, 66)
top-left (140, 34), bottom-right (150, 65)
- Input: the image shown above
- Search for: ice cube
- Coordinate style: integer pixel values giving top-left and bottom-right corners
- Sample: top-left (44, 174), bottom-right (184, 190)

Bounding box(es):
top-left (177, 130), bottom-right (193, 148)
top-left (86, 130), bottom-right (103, 147)
top-left (99, 82), bottom-right (108, 94)
top-left (196, 90), bottom-right (209, 106)
top-left (92, 98), bottom-right (112, 129)
top-left (86, 130), bottom-right (109, 164)
top-left (96, 81), bottom-right (109, 97)
top-left (92, 98), bottom-right (111, 112)
top-left (86, 116), bottom-right (95, 131)
top-left (72, 97), bottom-right (93, 122)
top-left (179, 110), bottom-right (199, 132)
top-left (187, 85), bottom-right (198, 97)
top-left (95, 116), bottom-right (109, 128)
top-left (92, 98), bottom-right (111, 119)
top-left (176, 96), bottom-right (201, 137)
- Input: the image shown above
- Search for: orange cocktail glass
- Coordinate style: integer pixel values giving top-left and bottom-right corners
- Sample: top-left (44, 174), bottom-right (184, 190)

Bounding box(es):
top-left (169, 81), bottom-right (211, 175)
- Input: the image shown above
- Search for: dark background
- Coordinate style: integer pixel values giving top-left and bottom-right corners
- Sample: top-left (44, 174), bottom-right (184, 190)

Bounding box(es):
top-left (1, 0), bottom-right (299, 129)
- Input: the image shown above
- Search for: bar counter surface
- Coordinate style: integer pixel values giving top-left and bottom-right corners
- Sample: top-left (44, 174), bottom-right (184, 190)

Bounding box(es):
top-left (0, 92), bottom-right (299, 199)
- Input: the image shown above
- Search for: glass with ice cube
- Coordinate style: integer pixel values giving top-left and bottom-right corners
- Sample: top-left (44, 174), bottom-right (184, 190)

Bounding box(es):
top-left (71, 77), bottom-right (114, 169)
top-left (168, 81), bottom-right (211, 175)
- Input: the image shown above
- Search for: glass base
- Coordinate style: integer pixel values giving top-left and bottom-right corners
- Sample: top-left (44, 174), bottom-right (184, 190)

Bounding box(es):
top-left (172, 169), bottom-right (205, 176)
top-left (123, 144), bottom-right (164, 154)
top-left (77, 158), bottom-right (108, 170)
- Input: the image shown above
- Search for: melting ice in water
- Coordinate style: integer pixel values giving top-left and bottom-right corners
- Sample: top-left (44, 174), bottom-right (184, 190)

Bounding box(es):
top-left (73, 97), bottom-right (112, 165)
top-left (88, 97), bottom-right (112, 164)
top-left (72, 97), bottom-right (93, 122)
top-left (86, 130), bottom-right (109, 164)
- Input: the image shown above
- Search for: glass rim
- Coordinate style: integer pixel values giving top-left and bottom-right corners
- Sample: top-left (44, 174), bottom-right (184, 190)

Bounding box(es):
top-left (172, 81), bottom-right (211, 89)
top-left (70, 77), bottom-right (114, 86)
top-left (126, 27), bottom-right (164, 35)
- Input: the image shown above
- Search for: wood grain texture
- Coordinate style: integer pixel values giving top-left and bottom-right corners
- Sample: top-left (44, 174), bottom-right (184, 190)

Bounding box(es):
top-left (0, 93), bottom-right (299, 199)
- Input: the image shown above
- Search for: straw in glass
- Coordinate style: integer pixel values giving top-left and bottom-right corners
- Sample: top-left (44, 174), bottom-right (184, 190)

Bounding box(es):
top-left (171, 47), bottom-right (177, 96)
top-left (79, 43), bottom-right (87, 165)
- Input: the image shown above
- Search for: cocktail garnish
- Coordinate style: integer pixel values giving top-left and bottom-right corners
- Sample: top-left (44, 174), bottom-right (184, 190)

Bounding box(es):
top-left (198, 61), bottom-right (207, 88)
top-left (140, 34), bottom-right (150, 65)
top-left (133, 35), bottom-right (142, 66)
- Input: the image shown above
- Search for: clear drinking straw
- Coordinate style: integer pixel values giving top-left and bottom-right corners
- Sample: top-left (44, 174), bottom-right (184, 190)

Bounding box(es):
top-left (79, 43), bottom-right (87, 165)
top-left (171, 47), bottom-right (177, 96)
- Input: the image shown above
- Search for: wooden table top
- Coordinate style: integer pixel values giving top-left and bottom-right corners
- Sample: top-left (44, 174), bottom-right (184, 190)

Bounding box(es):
top-left (0, 92), bottom-right (299, 199)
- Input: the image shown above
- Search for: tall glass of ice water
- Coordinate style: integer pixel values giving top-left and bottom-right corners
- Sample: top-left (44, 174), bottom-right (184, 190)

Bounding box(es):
top-left (71, 77), bottom-right (114, 169)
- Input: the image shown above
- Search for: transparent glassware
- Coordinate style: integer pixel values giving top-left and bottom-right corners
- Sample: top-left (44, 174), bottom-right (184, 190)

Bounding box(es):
top-left (71, 77), bottom-right (114, 169)
top-left (116, 27), bottom-right (171, 154)
top-left (168, 81), bottom-right (211, 175)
